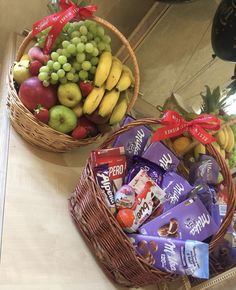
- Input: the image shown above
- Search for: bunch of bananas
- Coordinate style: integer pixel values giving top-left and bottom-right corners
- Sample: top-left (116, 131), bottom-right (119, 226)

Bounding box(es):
top-left (193, 125), bottom-right (235, 161)
top-left (83, 51), bottom-right (134, 125)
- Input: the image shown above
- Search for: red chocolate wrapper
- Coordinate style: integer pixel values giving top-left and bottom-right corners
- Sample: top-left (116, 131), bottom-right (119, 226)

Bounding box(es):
top-left (91, 147), bottom-right (127, 191)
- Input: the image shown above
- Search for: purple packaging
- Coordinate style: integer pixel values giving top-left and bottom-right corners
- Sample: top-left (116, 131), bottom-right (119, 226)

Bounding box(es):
top-left (142, 141), bottom-right (180, 171)
top-left (210, 204), bottom-right (235, 233)
top-left (112, 115), bottom-right (151, 158)
top-left (126, 156), bottom-right (165, 186)
top-left (129, 234), bottom-right (209, 279)
top-left (139, 197), bottom-right (218, 241)
top-left (162, 171), bottom-right (193, 212)
top-left (189, 155), bottom-right (220, 185)
top-left (115, 185), bottom-right (136, 209)
top-left (189, 180), bottom-right (217, 213)
top-left (95, 164), bottom-right (116, 214)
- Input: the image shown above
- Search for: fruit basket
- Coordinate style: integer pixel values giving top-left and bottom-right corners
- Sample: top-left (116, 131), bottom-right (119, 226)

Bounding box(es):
top-left (7, 10), bottom-right (140, 152)
top-left (69, 113), bottom-right (236, 287)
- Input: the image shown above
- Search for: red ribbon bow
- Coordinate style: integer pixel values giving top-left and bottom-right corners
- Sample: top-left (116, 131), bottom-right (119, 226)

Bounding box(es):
top-left (151, 110), bottom-right (221, 145)
top-left (32, 0), bottom-right (97, 54)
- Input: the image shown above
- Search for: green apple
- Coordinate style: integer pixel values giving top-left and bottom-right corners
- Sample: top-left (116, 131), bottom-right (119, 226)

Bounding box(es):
top-left (58, 83), bottom-right (82, 108)
top-left (48, 105), bottom-right (77, 134)
top-left (13, 60), bottom-right (31, 84)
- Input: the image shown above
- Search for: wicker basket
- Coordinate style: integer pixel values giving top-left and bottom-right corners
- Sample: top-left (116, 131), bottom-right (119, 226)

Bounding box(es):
top-left (7, 16), bottom-right (140, 153)
top-left (69, 117), bottom-right (236, 288)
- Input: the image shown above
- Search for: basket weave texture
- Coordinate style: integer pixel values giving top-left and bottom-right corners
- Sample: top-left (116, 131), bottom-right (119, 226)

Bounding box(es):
top-left (69, 117), bottom-right (236, 287)
top-left (7, 16), bottom-right (140, 153)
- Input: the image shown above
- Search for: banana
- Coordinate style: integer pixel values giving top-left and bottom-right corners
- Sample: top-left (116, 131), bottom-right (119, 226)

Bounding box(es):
top-left (123, 65), bottom-right (134, 85)
top-left (109, 94), bottom-right (128, 125)
top-left (212, 142), bottom-right (221, 154)
top-left (220, 127), bottom-right (229, 150)
top-left (116, 65), bottom-right (133, 91)
top-left (215, 129), bottom-right (226, 149)
top-left (94, 51), bottom-right (112, 87)
top-left (220, 148), bottom-right (226, 159)
top-left (83, 86), bottom-right (105, 115)
top-left (225, 126), bottom-right (235, 153)
top-left (105, 57), bottom-right (123, 91)
top-left (98, 89), bottom-right (120, 117)
top-left (194, 143), bottom-right (206, 160)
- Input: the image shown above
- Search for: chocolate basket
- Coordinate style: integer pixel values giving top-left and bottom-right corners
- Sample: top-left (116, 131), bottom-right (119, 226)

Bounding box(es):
top-left (69, 117), bottom-right (236, 287)
top-left (7, 15), bottom-right (140, 153)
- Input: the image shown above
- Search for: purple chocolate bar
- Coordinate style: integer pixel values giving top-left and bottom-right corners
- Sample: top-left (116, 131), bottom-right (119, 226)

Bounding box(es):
top-left (113, 115), bottom-right (151, 158)
top-left (139, 197), bottom-right (218, 242)
top-left (162, 171), bottom-right (193, 212)
top-left (126, 156), bottom-right (165, 186)
top-left (142, 141), bottom-right (179, 171)
top-left (129, 234), bottom-right (209, 279)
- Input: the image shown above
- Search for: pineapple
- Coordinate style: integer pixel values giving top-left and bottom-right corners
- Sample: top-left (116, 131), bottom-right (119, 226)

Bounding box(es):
top-left (200, 85), bottom-right (231, 115)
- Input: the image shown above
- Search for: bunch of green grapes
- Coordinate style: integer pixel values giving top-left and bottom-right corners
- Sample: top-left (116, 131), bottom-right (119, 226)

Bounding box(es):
top-left (36, 20), bottom-right (112, 86)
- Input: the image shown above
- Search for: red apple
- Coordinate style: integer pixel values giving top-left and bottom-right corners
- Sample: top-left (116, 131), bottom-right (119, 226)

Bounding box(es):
top-left (28, 46), bottom-right (49, 64)
top-left (29, 60), bottom-right (43, 76)
top-left (19, 77), bottom-right (57, 111)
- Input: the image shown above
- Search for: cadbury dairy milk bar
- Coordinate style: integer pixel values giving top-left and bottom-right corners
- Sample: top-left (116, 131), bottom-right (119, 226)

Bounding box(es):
top-left (139, 197), bottom-right (218, 241)
top-left (113, 115), bottom-right (151, 158)
top-left (162, 171), bottom-right (193, 212)
top-left (129, 234), bottom-right (209, 279)
top-left (142, 141), bottom-right (179, 170)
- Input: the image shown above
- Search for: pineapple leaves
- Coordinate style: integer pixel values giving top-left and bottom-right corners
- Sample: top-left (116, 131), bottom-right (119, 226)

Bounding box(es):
top-left (200, 85), bottom-right (232, 114)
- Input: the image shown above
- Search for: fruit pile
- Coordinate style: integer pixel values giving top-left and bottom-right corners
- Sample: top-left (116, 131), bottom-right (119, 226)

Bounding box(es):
top-left (13, 20), bottom-right (134, 140)
top-left (162, 86), bottom-right (236, 171)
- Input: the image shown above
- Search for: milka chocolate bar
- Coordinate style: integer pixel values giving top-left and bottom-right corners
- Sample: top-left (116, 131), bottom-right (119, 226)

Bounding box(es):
top-left (113, 115), bottom-right (151, 158)
top-left (162, 171), bottom-right (193, 212)
top-left (139, 197), bottom-right (218, 241)
top-left (142, 141), bottom-right (179, 170)
top-left (129, 234), bottom-right (209, 279)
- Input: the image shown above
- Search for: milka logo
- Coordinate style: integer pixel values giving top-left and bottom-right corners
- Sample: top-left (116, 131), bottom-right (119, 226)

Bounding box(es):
top-left (185, 214), bottom-right (211, 236)
top-left (97, 173), bottom-right (114, 204)
top-left (127, 129), bottom-right (145, 155)
top-left (159, 154), bottom-right (173, 170)
top-left (169, 183), bottom-right (184, 204)
top-left (200, 160), bottom-right (213, 178)
top-left (164, 241), bottom-right (178, 271)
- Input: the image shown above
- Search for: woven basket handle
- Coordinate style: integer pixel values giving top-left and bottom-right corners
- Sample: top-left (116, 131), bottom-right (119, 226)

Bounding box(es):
top-left (100, 117), bottom-right (161, 149)
top-left (16, 15), bottom-right (140, 114)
